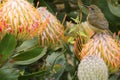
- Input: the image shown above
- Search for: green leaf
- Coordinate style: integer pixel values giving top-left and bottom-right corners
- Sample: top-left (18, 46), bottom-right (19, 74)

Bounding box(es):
top-left (77, 31), bottom-right (87, 37)
top-left (107, 1), bottom-right (120, 17)
top-left (0, 34), bottom-right (16, 63)
top-left (46, 51), bottom-right (66, 80)
top-left (13, 47), bottom-right (47, 65)
top-left (0, 67), bottom-right (19, 80)
top-left (16, 38), bottom-right (37, 53)
top-left (109, 74), bottom-right (118, 80)
top-left (69, 25), bottom-right (76, 33)
top-left (53, 64), bottom-right (66, 80)
top-left (68, 11), bottom-right (79, 19)
top-left (18, 70), bottom-right (47, 80)
top-left (68, 37), bottom-right (75, 44)
top-left (71, 16), bottom-right (80, 23)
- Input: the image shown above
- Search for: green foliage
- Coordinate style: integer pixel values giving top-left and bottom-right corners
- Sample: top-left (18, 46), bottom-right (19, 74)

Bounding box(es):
top-left (13, 47), bottom-right (47, 65)
top-left (0, 66), bottom-right (19, 80)
top-left (107, 1), bottom-right (120, 17)
top-left (18, 70), bottom-right (47, 80)
top-left (0, 34), bottom-right (16, 65)
top-left (45, 52), bottom-right (66, 80)
top-left (16, 38), bottom-right (38, 53)
top-left (17, 50), bottom-right (67, 80)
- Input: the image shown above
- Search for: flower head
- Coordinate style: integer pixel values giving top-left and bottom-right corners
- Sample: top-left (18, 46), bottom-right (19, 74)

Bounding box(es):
top-left (0, 0), bottom-right (43, 40)
top-left (78, 55), bottom-right (108, 80)
top-left (37, 7), bottom-right (66, 47)
top-left (75, 32), bottom-right (120, 73)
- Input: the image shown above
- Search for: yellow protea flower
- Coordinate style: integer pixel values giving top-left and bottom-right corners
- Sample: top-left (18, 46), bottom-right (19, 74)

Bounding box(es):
top-left (74, 32), bottom-right (120, 73)
top-left (37, 7), bottom-right (66, 47)
top-left (0, 0), bottom-right (43, 40)
top-left (78, 55), bottom-right (108, 80)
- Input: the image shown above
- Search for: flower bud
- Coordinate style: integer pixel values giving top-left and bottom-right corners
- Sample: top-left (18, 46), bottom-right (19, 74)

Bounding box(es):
top-left (78, 55), bottom-right (108, 80)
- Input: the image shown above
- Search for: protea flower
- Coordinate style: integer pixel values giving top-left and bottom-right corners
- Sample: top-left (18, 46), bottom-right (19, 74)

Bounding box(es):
top-left (74, 32), bottom-right (120, 73)
top-left (37, 7), bottom-right (66, 47)
top-left (0, 0), bottom-right (43, 40)
top-left (78, 55), bottom-right (108, 80)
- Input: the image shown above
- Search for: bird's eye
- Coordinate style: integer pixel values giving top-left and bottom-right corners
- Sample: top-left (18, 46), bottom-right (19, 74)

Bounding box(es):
top-left (91, 8), bottom-right (95, 11)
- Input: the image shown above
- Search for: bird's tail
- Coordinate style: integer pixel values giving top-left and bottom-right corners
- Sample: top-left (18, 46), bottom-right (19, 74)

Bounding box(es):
top-left (104, 29), bottom-right (113, 36)
top-left (107, 29), bottom-right (113, 36)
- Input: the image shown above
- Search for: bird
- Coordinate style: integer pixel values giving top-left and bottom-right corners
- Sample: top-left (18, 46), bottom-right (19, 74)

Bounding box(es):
top-left (86, 5), bottom-right (112, 35)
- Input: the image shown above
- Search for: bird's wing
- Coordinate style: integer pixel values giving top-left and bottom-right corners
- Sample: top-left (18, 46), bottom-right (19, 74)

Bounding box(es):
top-left (88, 13), bottom-right (109, 30)
top-left (97, 13), bottom-right (109, 29)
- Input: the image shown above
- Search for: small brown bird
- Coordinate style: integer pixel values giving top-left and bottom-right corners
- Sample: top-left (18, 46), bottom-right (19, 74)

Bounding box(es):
top-left (86, 5), bottom-right (112, 34)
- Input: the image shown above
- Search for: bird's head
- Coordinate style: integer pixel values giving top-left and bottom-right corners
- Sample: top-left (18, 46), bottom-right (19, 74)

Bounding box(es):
top-left (87, 5), bottom-right (102, 14)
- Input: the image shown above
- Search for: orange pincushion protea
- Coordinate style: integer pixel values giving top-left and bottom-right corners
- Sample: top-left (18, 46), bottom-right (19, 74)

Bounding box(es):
top-left (37, 7), bottom-right (66, 47)
top-left (74, 32), bottom-right (120, 73)
top-left (0, 0), bottom-right (43, 40)
top-left (0, 20), bottom-right (8, 40)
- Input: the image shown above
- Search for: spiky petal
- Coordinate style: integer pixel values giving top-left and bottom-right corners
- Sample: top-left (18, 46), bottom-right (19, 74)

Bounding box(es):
top-left (0, 0), bottom-right (43, 40)
top-left (78, 55), bottom-right (108, 80)
top-left (75, 32), bottom-right (120, 73)
top-left (37, 7), bottom-right (66, 47)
